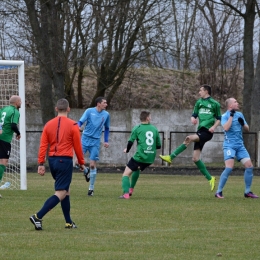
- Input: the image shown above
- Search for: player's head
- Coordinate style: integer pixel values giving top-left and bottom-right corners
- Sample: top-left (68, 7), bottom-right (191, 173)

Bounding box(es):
top-left (95, 96), bottom-right (107, 111)
top-left (56, 98), bottom-right (70, 112)
top-left (140, 111), bottom-right (151, 123)
top-left (9, 95), bottom-right (22, 109)
top-left (200, 84), bottom-right (211, 96)
top-left (225, 97), bottom-right (239, 111)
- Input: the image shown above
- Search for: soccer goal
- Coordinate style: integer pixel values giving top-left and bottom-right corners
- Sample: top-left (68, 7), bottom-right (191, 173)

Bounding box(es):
top-left (0, 60), bottom-right (26, 190)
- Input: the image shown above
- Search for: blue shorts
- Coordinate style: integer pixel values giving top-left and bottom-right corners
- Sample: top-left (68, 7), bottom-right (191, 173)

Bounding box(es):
top-left (48, 156), bottom-right (73, 191)
top-left (82, 142), bottom-right (100, 161)
top-left (223, 144), bottom-right (250, 162)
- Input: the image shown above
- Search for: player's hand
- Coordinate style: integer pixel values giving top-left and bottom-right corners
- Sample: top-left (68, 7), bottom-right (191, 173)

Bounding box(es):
top-left (104, 142), bottom-right (109, 148)
top-left (238, 117), bottom-right (245, 126)
top-left (123, 148), bottom-right (127, 153)
top-left (79, 164), bottom-right (85, 171)
top-left (0, 130), bottom-right (2, 135)
top-left (38, 165), bottom-right (45, 176)
top-left (16, 134), bottom-right (21, 140)
top-left (230, 109), bottom-right (235, 117)
top-left (191, 117), bottom-right (197, 125)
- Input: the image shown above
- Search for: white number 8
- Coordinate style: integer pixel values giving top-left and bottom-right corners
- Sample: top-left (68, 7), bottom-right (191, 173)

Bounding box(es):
top-left (146, 131), bottom-right (154, 145)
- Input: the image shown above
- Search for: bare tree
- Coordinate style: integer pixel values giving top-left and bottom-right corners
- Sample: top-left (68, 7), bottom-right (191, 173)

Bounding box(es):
top-left (83, 0), bottom-right (171, 107)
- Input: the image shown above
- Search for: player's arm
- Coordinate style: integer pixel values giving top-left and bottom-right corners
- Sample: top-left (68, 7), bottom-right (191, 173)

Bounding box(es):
top-left (210, 103), bottom-right (222, 131)
top-left (72, 124), bottom-right (85, 169)
top-left (77, 109), bottom-right (89, 127)
top-left (238, 115), bottom-right (249, 132)
top-left (103, 115), bottom-right (110, 148)
top-left (37, 128), bottom-right (49, 175)
top-left (11, 123), bottom-right (21, 138)
top-left (222, 113), bottom-right (233, 131)
top-left (125, 141), bottom-right (133, 153)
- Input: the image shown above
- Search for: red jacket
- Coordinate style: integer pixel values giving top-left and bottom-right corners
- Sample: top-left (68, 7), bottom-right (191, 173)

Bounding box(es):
top-left (38, 116), bottom-right (84, 165)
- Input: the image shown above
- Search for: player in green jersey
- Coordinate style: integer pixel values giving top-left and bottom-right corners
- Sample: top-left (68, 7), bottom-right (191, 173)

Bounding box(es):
top-left (160, 85), bottom-right (221, 191)
top-left (0, 95), bottom-right (21, 195)
top-left (119, 111), bottom-right (161, 199)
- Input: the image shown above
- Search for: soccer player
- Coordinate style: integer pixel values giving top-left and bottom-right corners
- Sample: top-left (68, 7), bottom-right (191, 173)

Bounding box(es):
top-left (160, 84), bottom-right (221, 191)
top-left (119, 111), bottom-right (161, 199)
top-left (0, 95), bottom-right (21, 197)
top-left (77, 96), bottom-right (110, 196)
top-left (215, 98), bottom-right (258, 199)
top-left (29, 99), bottom-right (86, 230)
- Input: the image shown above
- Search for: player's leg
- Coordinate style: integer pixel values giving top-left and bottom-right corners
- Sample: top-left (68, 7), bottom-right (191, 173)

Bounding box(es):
top-left (129, 162), bottom-right (150, 196)
top-left (87, 143), bottom-right (100, 196)
top-left (0, 140), bottom-right (11, 181)
top-left (130, 170), bottom-right (140, 196)
top-left (215, 155), bottom-right (234, 198)
top-left (120, 166), bottom-right (132, 199)
top-left (193, 130), bottom-right (215, 191)
top-left (238, 147), bottom-right (259, 198)
top-left (160, 134), bottom-right (199, 163)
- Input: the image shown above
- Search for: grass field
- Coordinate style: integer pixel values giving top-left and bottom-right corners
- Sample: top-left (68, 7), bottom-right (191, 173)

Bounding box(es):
top-left (0, 172), bottom-right (260, 260)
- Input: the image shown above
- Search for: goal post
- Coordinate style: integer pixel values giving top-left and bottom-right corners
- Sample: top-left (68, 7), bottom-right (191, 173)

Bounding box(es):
top-left (0, 60), bottom-right (26, 190)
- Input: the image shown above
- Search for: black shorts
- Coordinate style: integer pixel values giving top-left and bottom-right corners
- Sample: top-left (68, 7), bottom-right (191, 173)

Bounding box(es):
top-left (194, 127), bottom-right (213, 151)
top-left (0, 139), bottom-right (11, 159)
top-left (127, 157), bottom-right (151, 172)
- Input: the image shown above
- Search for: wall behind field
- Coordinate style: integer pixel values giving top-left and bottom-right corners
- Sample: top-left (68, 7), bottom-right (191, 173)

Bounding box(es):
top-left (25, 108), bottom-right (229, 167)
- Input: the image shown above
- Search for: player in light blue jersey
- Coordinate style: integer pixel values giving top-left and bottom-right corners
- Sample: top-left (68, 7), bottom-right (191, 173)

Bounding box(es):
top-left (78, 97), bottom-right (110, 196)
top-left (215, 98), bottom-right (258, 199)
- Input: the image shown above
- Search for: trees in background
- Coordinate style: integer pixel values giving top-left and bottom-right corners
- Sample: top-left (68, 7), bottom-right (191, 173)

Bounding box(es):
top-left (0, 0), bottom-right (259, 128)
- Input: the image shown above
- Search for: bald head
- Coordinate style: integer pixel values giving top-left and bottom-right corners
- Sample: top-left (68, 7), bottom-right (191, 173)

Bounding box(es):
top-left (9, 95), bottom-right (21, 109)
top-left (225, 97), bottom-right (239, 111)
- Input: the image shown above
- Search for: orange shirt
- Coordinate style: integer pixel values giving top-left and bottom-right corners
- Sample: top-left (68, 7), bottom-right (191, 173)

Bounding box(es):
top-left (38, 116), bottom-right (85, 165)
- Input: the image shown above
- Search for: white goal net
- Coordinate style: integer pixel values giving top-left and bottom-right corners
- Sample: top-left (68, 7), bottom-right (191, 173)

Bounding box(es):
top-left (0, 60), bottom-right (26, 190)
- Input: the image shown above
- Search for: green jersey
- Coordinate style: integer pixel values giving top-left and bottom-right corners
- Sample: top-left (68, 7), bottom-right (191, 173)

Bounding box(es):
top-left (0, 105), bottom-right (20, 143)
top-left (129, 123), bottom-right (161, 164)
top-left (192, 97), bottom-right (221, 130)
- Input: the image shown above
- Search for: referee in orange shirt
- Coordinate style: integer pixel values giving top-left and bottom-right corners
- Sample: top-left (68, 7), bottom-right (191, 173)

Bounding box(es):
top-left (29, 98), bottom-right (85, 230)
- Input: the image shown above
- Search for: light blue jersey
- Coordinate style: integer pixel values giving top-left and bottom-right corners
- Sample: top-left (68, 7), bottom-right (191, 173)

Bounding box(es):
top-left (221, 110), bottom-right (247, 146)
top-left (78, 107), bottom-right (110, 147)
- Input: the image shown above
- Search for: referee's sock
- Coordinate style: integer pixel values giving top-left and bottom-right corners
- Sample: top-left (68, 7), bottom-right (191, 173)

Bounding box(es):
top-left (37, 195), bottom-right (60, 219)
top-left (61, 195), bottom-right (72, 224)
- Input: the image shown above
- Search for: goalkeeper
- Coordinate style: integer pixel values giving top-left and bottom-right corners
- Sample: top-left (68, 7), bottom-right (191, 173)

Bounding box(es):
top-left (0, 95), bottom-right (21, 195)
top-left (215, 98), bottom-right (258, 199)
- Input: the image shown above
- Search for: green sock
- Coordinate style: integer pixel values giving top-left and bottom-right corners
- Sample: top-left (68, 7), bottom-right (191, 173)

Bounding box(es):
top-left (170, 144), bottom-right (187, 160)
top-left (0, 164), bottom-right (6, 182)
top-left (195, 160), bottom-right (211, 180)
top-left (130, 170), bottom-right (140, 188)
top-left (122, 176), bottom-right (130, 194)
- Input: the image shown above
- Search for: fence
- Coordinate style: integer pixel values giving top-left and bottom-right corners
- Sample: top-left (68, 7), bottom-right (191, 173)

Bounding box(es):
top-left (26, 130), bottom-right (258, 167)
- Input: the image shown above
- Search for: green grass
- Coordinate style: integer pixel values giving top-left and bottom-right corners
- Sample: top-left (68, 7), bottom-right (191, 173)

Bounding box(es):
top-left (1, 173), bottom-right (260, 260)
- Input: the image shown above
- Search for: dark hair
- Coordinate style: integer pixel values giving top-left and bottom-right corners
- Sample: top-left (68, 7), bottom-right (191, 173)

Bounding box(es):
top-left (56, 98), bottom-right (69, 112)
top-left (95, 96), bottom-right (106, 106)
top-left (201, 84), bottom-right (211, 95)
top-left (140, 111), bottom-right (150, 122)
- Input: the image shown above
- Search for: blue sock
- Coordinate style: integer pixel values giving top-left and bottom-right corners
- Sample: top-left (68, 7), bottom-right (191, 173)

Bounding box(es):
top-left (37, 195), bottom-right (60, 219)
top-left (61, 195), bottom-right (72, 224)
top-left (89, 168), bottom-right (97, 190)
top-left (216, 168), bottom-right (232, 193)
top-left (244, 167), bottom-right (253, 194)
